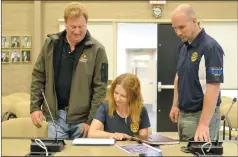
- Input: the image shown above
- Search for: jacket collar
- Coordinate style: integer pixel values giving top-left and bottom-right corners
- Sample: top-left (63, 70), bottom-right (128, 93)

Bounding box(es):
top-left (47, 29), bottom-right (95, 46)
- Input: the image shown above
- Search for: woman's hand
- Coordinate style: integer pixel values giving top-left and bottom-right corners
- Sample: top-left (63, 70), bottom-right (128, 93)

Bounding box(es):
top-left (110, 132), bottom-right (131, 140)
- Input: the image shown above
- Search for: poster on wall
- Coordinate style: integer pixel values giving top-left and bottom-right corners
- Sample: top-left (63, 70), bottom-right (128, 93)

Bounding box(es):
top-left (11, 49), bottom-right (21, 63)
top-left (2, 36), bottom-right (10, 48)
top-left (11, 36), bottom-right (21, 48)
top-left (21, 36), bottom-right (31, 48)
top-left (1, 51), bottom-right (10, 63)
top-left (21, 50), bottom-right (31, 62)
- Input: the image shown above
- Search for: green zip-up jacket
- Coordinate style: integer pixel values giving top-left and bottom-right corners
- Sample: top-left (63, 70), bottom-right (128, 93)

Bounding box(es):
top-left (30, 31), bottom-right (108, 124)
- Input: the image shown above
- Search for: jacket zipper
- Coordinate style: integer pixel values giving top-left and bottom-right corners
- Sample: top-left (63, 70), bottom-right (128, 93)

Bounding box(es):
top-left (66, 47), bottom-right (87, 123)
top-left (53, 82), bottom-right (58, 120)
top-left (66, 71), bottom-right (75, 124)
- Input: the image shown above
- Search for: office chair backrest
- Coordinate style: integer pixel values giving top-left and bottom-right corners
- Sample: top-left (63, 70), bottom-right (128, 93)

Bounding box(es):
top-left (10, 100), bottom-right (31, 118)
top-left (222, 102), bottom-right (237, 129)
top-left (2, 101), bottom-right (11, 121)
top-left (2, 117), bottom-right (48, 138)
top-left (2, 94), bottom-right (31, 121)
top-left (7, 92), bottom-right (30, 100)
top-left (2, 94), bottom-right (26, 105)
top-left (220, 96), bottom-right (233, 116)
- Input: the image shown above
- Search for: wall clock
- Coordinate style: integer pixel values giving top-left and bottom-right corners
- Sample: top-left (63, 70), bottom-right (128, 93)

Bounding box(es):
top-left (152, 6), bottom-right (163, 18)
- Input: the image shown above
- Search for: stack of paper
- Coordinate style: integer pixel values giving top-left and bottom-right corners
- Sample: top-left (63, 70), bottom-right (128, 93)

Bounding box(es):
top-left (72, 138), bottom-right (115, 145)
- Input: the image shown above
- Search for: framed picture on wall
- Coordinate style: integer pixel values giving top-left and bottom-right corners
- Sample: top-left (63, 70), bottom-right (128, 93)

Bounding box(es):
top-left (21, 36), bottom-right (32, 48)
top-left (21, 50), bottom-right (31, 62)
top-left (11, 49), bottom-right (21, 63)
top-left (11, 36), bottom-right (21, 48)
top-left (1, 51), bottom-right (10, 63)
top-left (2, 36), bottom-right (10, 48)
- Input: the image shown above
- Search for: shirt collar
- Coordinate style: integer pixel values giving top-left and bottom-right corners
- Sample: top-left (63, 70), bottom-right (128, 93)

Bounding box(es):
top-left (64, 30), bottom-right (90, 46)
top-left (189, 28), bottom-right (206, 47)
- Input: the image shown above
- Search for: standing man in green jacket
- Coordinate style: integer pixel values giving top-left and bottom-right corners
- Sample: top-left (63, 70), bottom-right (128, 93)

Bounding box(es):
top-left (30, 2), bottom-right (108, 139)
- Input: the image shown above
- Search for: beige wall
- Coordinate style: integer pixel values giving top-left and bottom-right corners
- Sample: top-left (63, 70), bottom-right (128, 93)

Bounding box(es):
top-left (2, 1), bottom-right (34, 35)
top-left (2, 1), bottom-right (238, 96)
top-left (2, 1), bottom-right (34, 96)
top-left (2, 64), bottom-right (32, 96)
top-left (42, 1), bottom-right (238, 36)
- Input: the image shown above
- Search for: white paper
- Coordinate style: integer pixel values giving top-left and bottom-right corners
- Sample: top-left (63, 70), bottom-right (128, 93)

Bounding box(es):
top-left (72, 138), bottom-right (115, 145)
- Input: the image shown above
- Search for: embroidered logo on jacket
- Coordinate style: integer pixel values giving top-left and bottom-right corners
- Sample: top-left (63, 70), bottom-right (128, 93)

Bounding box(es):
top-left (191, 52), bottom-right (198, 62)
top-left (130, 123), bottom-right (139, 133)
top-left (79, 53), bottom-right (88, 62)
top-left (210, 67), bottom-right (223, 77)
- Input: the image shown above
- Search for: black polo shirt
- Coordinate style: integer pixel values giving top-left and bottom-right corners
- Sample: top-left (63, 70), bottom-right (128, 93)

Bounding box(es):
top-left (56, 34), bottom-right (87, 110)
top-left (176, 29), bottom-right (224, 112)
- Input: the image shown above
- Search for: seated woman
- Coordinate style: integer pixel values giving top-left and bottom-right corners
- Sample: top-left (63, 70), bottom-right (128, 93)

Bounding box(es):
top-left (88, 73), bottom-right (151, 140)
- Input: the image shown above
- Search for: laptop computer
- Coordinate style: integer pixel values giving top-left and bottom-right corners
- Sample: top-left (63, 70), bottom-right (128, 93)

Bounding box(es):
top-left (131, 134), bottom-right (180, 145)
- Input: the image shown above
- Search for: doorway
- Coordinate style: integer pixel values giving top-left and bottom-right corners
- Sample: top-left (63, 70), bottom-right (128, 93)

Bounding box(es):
top-left (126, 48), bottom-right (157, 112)
top-left (116, 22), bottom-right (181, 132)
top-left (116, 23), bottom-right (157, 131)
top-left (157, 24), bottom-right (182, 132)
